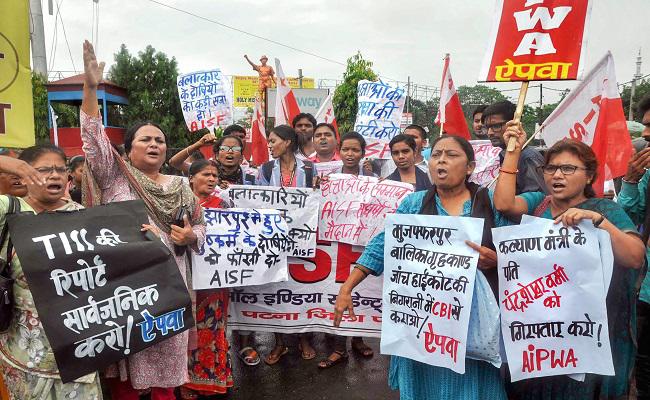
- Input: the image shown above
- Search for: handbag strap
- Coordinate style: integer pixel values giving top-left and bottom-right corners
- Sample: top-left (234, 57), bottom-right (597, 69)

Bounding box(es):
top-left (0, 196), bottom-right (20, 276)
top-left (109, 146), bottom-right (160, 222)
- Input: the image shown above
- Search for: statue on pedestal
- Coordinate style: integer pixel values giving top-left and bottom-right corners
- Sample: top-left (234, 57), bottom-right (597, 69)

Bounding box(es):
top-left (244, 55), bottom-right (275, 108)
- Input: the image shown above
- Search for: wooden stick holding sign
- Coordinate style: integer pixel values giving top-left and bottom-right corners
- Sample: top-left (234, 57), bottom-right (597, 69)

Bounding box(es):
top-left (506, 81), bottom-right (530, 152)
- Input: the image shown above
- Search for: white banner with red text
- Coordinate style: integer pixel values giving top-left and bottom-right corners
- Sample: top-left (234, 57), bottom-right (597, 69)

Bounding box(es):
top-left (227, 242), bottom-right (383, 337)
top-left (318, 174), bottom-right (413, 246)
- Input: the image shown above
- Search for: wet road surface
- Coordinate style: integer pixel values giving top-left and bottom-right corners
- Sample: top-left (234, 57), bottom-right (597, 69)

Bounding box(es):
top-left (204, 333), bottom-right (399, 400)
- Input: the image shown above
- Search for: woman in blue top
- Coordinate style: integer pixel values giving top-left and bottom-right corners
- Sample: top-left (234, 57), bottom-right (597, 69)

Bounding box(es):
top-left (333, 135), bottom-right (508, 400)
top-left (493, 122), bottom-right (645, 400)
top-left (256, 125), bottom-right (318, 365)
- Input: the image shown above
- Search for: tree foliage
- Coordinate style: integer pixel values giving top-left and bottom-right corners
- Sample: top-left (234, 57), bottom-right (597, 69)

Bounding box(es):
top-left (107, 44), bottom-right (190, 148)
top-left (32, 73), bottom-right (78, 145)
top-left (621, 79), bottom-right (650, 121)
top-left (333, 52), bottom-right (378, 133)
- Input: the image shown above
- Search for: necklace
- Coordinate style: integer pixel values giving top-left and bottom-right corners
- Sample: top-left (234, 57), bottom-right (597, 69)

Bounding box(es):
top-left (281, 161), bottom-right (297, 187)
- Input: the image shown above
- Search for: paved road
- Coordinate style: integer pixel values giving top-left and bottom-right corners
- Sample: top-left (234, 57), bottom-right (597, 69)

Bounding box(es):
top-left (201, 333), bottom-right (399, 400)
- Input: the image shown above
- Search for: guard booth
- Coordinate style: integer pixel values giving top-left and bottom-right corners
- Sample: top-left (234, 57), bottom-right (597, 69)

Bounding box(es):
top-left (46, 74), bottom-right (128, 156)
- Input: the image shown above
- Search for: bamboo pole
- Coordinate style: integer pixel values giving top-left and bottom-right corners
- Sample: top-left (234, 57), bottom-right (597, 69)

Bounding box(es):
top-left (506, 81), bottom-right (530, 152)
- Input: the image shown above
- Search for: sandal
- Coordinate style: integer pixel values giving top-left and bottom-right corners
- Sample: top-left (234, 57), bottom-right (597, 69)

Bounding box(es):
top-left (239, 346), bottom-right (261, 366)
top-left (318, 350), bottom-right (348, 369)
top-left (351, 339), bottom-right (374, 358)
top-left (298, 342), bottom-right (317, 360)
top-left (264, 345), bottom-right (289, 365)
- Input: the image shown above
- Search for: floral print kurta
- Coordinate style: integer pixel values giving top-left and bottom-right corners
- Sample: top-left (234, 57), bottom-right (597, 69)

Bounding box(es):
top-left (0, 197), bottom-right (103, 400)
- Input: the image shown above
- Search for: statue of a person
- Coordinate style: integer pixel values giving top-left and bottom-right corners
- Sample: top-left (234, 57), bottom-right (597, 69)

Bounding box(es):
top-left (244, 54), bottom-right (275, 104)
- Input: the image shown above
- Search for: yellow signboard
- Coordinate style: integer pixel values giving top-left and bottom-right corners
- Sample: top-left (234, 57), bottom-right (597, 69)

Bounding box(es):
top-left (0, 0), bottom-right (35, 148)
top-left (233, 75), bottom-right (315, 108)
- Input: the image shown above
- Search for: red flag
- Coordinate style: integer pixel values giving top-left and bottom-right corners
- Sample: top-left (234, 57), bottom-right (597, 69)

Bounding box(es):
top-left (251, 98), bottom-right (269, 165)
top-left (435, 55), bottom-right (470, 139)
top-left (274, 58), bottom-right (301, 126)
top-left (540, 52), bottom-right (632, 196)
top-left (315, 93), bottom-right (339, 139)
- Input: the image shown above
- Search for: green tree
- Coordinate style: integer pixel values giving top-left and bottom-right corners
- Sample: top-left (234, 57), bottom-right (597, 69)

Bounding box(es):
top-left (333, 52), bottom-right (378, 133)
top-left (32, 73), bottom-right (49, 144)
top-left (621, 79), bottom-right (650, 121)
top-left (107, 44), bottom-right (190, 148)
top-left (32, 73), bottom-right (78, 145)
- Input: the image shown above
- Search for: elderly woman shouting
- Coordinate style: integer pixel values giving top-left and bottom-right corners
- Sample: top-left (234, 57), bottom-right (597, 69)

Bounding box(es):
top-left (80, 41), bottom-right (204, 400)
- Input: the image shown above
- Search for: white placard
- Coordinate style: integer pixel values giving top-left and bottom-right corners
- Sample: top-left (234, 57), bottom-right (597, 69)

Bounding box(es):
top-left (381, 214), bottom-right (484, 373)
top-left (221, 185), bottom-right (318, 257)
top-left (192, 208), bottom-right (288, 289)
top-left (177, 69), bottom-right (232, 131)
top-left (492, 219), bottom-right (614, 381)
top-left (354, 79), bottom-right (406, 145)
top-left (318, 174), bottom-right (413, 246)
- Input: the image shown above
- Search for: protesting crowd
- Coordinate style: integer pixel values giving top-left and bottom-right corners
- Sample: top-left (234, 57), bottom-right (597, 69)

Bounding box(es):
top-left (0, 1), bottom-right (649, 399)
top-left (0, 38), bottom-right (647, 399)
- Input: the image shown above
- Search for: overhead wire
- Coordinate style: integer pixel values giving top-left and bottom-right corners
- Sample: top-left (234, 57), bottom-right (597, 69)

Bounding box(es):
top-left (57, 2), bottom-right (77, 73)
top-left (143, 0), bottom-right (346, 67)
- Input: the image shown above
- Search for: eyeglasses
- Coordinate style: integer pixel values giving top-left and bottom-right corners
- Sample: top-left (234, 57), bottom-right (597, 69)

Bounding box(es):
top-left (219, 145), bottom-right (242, 153)
top-left (481, 122), bottom-right (506, 134)
top-left (35, 166), bottom-right (68, 176)
top-left (541, 164), bottom-right (588, 175)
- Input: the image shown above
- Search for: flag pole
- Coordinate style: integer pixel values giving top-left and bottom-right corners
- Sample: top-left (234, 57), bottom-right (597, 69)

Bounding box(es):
top-left (506, 81), bottom-right (530, 152)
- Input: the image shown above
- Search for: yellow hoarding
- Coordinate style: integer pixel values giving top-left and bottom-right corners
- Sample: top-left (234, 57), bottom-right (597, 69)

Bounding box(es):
top-left (0, 0), bottom-right (35, 148)
top-left (233, 75), bottom-right (315, 108)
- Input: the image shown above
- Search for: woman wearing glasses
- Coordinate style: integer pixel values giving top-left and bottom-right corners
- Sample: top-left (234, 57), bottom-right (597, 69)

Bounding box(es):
top-left (0, 146), bottom-right (104, 399)
top-left (494, 122), bottom-right (644, 399)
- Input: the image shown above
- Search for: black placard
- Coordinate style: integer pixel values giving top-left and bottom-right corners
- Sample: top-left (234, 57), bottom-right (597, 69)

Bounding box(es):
top-left (8, 200), bottom-right (194, 382)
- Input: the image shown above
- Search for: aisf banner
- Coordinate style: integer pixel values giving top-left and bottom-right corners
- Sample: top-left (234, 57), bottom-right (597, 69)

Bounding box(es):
top-left (479, 0), bottom-right (592, 82)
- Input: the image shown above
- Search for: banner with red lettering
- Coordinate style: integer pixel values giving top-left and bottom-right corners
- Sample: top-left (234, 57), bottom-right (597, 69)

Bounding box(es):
top-left (479, 0), bottom-right (592, 82)
top-left (381, 214), bottom-right (483, 373)
top-left (318, 174), bottom-right (413, 246)
top-left (227, 242), bottom-right (383, 337)
top-left (492, 217), bottom-right (614, 381)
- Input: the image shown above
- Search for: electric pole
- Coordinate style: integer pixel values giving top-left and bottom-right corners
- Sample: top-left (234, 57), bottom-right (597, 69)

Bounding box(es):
top-left (29, 0), bottom-right (48, 77)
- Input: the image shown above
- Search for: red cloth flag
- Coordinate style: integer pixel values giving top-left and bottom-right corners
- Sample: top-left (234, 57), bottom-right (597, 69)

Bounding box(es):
top-left (540, 52), bottom-right (632, 196)
top-left (435, 55), bottom-right (470, 139)
top-left (251, 98), bottom-right (269, 165)
top-left (315, 93), bottom-right (339, 139)
top-left (274, 58), bottom-right (301, 126)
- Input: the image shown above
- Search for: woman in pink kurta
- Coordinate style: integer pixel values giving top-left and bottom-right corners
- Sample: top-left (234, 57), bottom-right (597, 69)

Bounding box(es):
top-left (80, 40), bottom-right (205, 400)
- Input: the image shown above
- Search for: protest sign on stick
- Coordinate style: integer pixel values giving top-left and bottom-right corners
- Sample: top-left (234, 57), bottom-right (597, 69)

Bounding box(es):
top-left (479, 0), bottom-right (593, 151)
top-left (177, 69), bottom-right (232, 132)
top-left (192, 208), bottom-right (289, 289)
top-left (492, 218), bottom-right (614, 381)
top-left (8, 200), bottom-right (194, 383)
top-left (221, 185), bottom-right (318, 257)
top-left (354, 80), bottom-right (406, 159)
top-left (381, 214), bottom-right (483, 373)
top-left (319, 174), bottom-right (413, 246)
top-left (228, 242), bottom-right (383, 337)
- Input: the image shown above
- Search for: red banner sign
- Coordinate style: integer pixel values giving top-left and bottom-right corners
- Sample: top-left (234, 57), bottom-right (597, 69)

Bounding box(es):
top-left (479, 0), bottom-right (592, 82)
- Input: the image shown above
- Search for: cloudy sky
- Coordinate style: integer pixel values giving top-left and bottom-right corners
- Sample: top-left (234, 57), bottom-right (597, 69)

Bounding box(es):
top-left (42, 0), bottom-right (648, 103)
